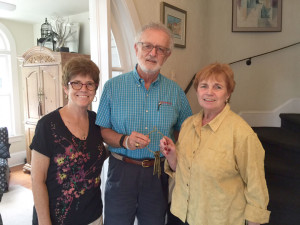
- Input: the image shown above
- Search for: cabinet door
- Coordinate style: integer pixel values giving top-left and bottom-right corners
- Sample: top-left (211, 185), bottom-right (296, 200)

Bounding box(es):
top-left (22, 67), bottom-right (40, 123)
top-left (40, 65), bottom-right (61, 115)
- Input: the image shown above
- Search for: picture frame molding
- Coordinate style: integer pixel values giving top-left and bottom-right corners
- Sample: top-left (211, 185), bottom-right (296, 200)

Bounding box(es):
top-left (161, 2), bottom-right (187, 48)
top-left (232, 0), bottom-right (282, 32)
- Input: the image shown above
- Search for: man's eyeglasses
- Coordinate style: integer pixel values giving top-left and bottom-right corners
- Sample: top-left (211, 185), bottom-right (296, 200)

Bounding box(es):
top-left (68, 81), bottom-right (98, 91)
top-left (137, 42), bottom-right (170, 55)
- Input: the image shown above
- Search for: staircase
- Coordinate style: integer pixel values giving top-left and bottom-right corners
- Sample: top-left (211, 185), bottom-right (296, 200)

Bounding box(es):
top-left (252, 113), bottom-right (300, 225)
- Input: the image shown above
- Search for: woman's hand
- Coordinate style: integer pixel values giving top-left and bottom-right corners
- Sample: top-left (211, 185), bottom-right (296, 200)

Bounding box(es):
top-left (160, 136), bottom-right (177, 171)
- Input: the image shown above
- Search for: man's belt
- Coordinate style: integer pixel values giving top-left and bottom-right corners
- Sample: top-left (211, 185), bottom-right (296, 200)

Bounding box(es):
top-left (111, 152), bottom-right (165, 168)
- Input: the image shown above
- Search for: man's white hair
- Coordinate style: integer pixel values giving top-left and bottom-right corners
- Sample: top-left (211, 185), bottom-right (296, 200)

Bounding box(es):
top-left (135, 22), bottom-right (174, 52)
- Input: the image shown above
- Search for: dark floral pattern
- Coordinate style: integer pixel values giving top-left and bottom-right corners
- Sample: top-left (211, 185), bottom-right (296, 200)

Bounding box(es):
top-left (50, 122), bottom-right (103, 224)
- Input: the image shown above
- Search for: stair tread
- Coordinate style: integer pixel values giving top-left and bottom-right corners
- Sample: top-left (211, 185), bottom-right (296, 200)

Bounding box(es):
top-left (265, 155), bottom-right (300, 178)
top-left (267, 177), bottom-right (300, 209)
top-left (253, 115), bottom-right (300, 225)
top-left (280, 113), bottom-right (300, 124)
top-left (253, 127), bottom-right (300, 150)
top-left (280, 113), bottom-right (300, 133)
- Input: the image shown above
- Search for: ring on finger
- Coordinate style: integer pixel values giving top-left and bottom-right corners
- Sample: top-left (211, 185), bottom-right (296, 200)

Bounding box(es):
top-left (135, 143), bottom-right (140, 147)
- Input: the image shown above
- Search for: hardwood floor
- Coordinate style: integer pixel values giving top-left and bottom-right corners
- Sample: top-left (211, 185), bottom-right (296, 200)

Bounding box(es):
top-left (9, 164), bottom-right (32, 190)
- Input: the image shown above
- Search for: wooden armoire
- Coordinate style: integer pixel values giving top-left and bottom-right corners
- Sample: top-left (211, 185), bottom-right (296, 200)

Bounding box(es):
top-left (20, 46), bottom-right (89, 173)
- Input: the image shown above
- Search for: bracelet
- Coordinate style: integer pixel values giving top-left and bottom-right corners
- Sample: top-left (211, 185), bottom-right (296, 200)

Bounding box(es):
top-left (125, 136), bottom-right (130, 150)
top-left (119, 134), bottom-right (126, 148)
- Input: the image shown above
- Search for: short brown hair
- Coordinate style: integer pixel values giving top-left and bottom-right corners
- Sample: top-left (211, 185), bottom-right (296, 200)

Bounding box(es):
top-left (193, 63), bottom-right (235, 95)
top-left (62, 57), bottom-right (100, 90)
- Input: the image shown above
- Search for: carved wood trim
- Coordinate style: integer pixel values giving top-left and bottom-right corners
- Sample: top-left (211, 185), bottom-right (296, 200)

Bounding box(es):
top-left (21, 46), bottom-right (58, 66)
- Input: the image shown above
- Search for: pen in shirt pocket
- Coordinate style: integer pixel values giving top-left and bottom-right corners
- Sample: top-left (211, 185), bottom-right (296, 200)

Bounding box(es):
top-left (157, 101), bottom-right (172, 111)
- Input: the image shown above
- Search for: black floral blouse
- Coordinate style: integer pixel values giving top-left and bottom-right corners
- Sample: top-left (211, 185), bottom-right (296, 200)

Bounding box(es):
top-left (30, 108), bottom-right (106, 225)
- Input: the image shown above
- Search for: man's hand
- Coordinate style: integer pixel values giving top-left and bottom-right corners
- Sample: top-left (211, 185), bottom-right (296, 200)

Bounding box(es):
top-left (126, 131), bottom-right (150, 150)
top-left (101, 128), bottom-right (150, 150)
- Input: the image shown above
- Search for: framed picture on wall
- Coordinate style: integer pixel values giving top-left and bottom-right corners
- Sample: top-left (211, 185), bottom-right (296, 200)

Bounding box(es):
top-left (161, 2), bottom-right (187, 48)
top-left (232, 0), bottom-right (282, 32)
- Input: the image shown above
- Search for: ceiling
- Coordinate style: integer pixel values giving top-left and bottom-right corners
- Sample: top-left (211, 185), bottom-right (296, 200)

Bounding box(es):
top-left (0, 0), bottom-right (89, 24)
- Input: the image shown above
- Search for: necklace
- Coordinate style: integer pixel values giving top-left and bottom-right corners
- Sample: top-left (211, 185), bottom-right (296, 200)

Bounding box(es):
top-left (65, 119), bottom-right (88, 140)
top-left (60, 107), bottom-right (89, 140)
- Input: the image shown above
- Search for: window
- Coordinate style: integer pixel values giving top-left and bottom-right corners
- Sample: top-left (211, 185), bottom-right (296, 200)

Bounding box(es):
top-left (0, 23), bottom-right (21, 137)
top-left (0, 30), bottom-right (13, 132)
top-left (111, 31), bottom-right (123, 78)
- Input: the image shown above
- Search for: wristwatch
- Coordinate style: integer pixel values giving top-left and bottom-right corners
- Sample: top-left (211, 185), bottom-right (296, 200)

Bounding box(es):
top-left (119, 134), bottom-right (126, 148)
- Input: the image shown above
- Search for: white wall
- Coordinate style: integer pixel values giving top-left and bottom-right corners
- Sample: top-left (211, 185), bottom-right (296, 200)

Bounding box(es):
top-left (204, 0), bottom-right (300, 115)
top-left (132, 0), bottom-right (300, 116)
top-left (0, 19), bottom-right (34, 55)
top-left (132, 0), bottom-right (206, 113)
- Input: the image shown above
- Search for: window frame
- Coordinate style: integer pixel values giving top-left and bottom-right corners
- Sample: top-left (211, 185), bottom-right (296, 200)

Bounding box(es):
top-left (0, 23), bottom-right (22, 140)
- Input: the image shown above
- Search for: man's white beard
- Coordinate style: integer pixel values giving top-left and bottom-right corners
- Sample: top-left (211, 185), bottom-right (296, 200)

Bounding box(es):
top-left (137, 58), bottom-right (161, 75)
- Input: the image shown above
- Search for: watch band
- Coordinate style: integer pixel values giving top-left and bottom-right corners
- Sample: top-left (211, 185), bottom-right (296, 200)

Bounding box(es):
top-left (119, 134), bottom-right (126, 148)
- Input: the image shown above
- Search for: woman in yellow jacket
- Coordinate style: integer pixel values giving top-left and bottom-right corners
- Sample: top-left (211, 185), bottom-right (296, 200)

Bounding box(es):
top-left (160, 63), bottom-right (270, 225)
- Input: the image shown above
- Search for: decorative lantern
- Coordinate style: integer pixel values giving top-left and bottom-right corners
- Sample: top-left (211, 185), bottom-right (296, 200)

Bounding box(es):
top-left (41, 18), bottom-right (52, 38)
top-left (37, 18), bottom-right (56, 51)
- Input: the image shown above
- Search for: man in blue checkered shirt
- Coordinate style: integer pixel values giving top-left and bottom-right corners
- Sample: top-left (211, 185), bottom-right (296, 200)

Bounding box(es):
top-left (96, 22), bottom-right (192, 225)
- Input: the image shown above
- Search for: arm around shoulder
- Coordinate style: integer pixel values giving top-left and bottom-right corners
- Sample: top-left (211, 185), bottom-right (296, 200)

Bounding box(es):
top-left (100, 127), bottom-right (124, 148)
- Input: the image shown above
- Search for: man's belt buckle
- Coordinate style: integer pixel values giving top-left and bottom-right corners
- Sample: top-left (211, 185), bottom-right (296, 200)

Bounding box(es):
top-left (142, 159), bottom-right (150, 167)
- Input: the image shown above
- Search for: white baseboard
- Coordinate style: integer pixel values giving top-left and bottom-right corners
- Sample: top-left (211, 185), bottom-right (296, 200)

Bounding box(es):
top-left (8, 151), bottom-right (26, 167)
top-left (239, 98), bottom-right (300, 127)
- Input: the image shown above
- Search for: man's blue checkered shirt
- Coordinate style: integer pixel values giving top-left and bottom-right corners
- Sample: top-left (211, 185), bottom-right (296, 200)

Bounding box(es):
top-left (95, 67), bottom-right (192, 159)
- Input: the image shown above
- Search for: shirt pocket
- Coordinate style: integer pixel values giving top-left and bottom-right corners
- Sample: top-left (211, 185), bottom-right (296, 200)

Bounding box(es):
top-left (158, 104), bottom-right (177, 125)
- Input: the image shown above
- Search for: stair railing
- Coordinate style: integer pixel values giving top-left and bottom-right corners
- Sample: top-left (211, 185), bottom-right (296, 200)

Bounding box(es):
top-left (184, 41), bottom-right (300, 94)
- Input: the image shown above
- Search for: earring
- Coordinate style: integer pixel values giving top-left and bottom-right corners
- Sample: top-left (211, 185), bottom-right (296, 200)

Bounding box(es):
top-left (225, 99), bottom-right (229, 104)
top-left (65, 94), bottom-right (68, 99)
top-left (93, 96), bottom-right (98, 102)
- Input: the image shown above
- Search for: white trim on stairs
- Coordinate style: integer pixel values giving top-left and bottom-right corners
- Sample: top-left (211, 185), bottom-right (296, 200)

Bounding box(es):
top-left (239, 98), bottom-right (300, 127)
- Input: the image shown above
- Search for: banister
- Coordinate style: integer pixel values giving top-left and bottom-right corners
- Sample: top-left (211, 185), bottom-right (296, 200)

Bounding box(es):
top-left (184, 41), bottom-right (300, 95)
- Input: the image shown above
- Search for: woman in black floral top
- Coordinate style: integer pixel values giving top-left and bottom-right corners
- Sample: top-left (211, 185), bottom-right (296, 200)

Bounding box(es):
top-left (31, 57), bottom-right (107, 225)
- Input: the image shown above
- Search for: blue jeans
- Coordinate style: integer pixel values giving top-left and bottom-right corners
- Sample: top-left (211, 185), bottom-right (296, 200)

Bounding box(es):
top-left (104, 155), bottom-right (168, 225)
